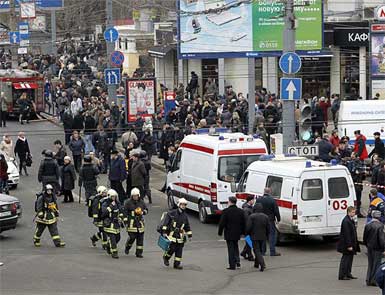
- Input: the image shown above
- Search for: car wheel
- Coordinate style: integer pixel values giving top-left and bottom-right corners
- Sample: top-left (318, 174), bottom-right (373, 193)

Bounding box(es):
top-left (167, 191), bottom-right (176, 210)
top-left (198, 202), bottom-right (209, 224)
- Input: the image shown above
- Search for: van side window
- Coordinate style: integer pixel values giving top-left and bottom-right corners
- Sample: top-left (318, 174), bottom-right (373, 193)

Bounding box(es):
top-left (266, 176), bottom-right (283, 199)
top-left (238, 172), bottom-right (249, 192)
top-left (171, 150), bottom-right (182, 172)
top-left (302, 179), bottom-right (323, 201)
top-left (328, 177), bottom-right (349, 199)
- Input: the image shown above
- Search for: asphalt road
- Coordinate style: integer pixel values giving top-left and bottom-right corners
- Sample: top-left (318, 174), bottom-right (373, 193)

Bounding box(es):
top-left (0, 120), bottom-right (377, 295)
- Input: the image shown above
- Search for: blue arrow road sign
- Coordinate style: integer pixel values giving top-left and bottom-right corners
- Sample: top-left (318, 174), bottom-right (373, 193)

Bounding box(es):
top-left (104, 68), bottom-right (121, 85)
top-left (104, 27), bottom-right (119, 43)
top-left (9, 31), bottom-right (20, 44)
top-left (280, 78), bottom-right (302, 100)
top-left (110, 51), bottom-right (124, 67)
top-left (279, 52), bottom-right (301, 75)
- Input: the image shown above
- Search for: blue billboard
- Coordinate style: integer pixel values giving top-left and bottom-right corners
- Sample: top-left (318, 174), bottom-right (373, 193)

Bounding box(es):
top-left (0, 0), bottom-right (64, 10)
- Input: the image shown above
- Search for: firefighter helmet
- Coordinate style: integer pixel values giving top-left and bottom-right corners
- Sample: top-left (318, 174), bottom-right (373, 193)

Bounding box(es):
top-left (97, 186), bottom-right (108, 194)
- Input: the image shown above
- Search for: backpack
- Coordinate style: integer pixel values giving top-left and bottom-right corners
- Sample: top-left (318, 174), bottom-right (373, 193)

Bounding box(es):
top-left (35, 192), bottom-right (43, 213)
top-left (156, 212), bottom-right (169, 233)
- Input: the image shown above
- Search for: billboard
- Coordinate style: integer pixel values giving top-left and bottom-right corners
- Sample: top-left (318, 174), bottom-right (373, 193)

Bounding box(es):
top-left (178, 0), bottom-right (323, 58)
top-left (0, 0), bottom-right (63, 10)
top-left (371, 33), bottom-right (385, 77)
top-left (126, 78), bottom-right (156, 122)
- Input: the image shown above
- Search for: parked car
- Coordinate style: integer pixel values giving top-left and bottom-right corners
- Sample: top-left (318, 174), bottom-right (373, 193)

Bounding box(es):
top-left (0, 194), bottom-right (22, 233)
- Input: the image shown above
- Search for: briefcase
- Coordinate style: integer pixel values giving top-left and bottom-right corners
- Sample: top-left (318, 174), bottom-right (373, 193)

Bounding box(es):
top-left (158, 235), bottom-right (171, 251)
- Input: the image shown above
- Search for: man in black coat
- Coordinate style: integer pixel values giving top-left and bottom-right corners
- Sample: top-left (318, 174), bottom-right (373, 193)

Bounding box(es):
top-left (38, 150), bottom-right (60, 192)
top-left (246, 203), bottom-right (270, 271)
top-left (218, 196), bottom-right (246, 270)
top-left (337, 206), bottom-right (360, 280)
top-left (255, 187), bottom-right (281, 256)
top-left (368, 132), bottom-right (385, 160)
top-left (363, 210), bottom-right (385, 286)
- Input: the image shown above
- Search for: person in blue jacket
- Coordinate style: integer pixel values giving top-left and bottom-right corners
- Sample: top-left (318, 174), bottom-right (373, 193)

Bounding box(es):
top-left (108, 150), bottom-right (127, 204)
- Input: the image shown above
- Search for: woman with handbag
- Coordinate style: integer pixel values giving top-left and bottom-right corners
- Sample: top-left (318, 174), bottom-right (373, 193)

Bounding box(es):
top-left (14, 132), bottom-right (31, 176)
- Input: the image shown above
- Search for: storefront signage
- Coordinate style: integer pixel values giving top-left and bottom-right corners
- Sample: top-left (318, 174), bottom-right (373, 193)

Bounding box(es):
top-left (334, 29), bottom-right (369, 47)
top-left (376, 6), bottom-right (385, 21)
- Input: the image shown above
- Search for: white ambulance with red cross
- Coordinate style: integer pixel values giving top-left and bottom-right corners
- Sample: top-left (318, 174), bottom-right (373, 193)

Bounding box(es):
top-left (234, 155), bottom-right (356, 241)
top-left (166, 132), bottom-right (268, 223)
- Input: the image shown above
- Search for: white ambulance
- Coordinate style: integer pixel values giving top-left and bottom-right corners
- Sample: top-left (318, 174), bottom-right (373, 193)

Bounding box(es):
top-left (166, 131), bottom-right (268, 223)
top-left (234, 155), bottom-right (356, 241)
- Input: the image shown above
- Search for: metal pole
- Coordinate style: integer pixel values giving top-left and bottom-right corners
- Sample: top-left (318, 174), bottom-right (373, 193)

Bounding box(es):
top-left (10, 0), bottom-right (18, 68)
top-left (106, 0), bottom-right (117, 104)
top-left (51, 10), bottom-right (57, 55)
top-left (248, 57), bottom-right (255, 135)
top-left (282, 0), bottom-right (296, 152)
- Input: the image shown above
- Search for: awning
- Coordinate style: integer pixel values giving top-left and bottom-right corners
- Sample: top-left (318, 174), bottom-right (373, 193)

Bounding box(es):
top-left (13, 82), bottom-right (38, 89)
top-left (148, 45), bottom-right (175, 58)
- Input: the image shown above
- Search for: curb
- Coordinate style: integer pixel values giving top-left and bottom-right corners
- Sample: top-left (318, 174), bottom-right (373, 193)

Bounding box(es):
top-left (40, 112), bottom-right (61, 127)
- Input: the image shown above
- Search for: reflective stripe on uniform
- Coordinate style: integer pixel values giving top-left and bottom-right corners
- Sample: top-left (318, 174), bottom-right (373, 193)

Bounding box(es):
top-left (175, 257), bottom-right (182, 262)
top-left (136, 246), bottom-right (144, 250)
top-left (52, 235), bottom-right (60, 240)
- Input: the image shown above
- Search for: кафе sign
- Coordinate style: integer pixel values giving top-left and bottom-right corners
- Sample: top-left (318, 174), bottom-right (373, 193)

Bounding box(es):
top-left (333, 28), bottom-right (369, 47)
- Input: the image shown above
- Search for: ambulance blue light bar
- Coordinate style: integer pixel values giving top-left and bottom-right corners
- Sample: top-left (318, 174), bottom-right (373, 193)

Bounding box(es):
top-left (194, 127), bottom-right (230, 135)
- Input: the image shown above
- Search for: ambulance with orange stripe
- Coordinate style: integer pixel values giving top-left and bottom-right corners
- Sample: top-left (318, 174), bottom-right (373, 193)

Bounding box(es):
top-left (166, 131), bottom-right (268, 223)
top-left (234, 155), bottom-right (356, 241)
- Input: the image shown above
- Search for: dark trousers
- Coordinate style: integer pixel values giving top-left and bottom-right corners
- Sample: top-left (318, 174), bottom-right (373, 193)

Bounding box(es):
top-left (73, 155), bottom-right (82, 173)
top-left (125, 232), bottom-right (144, 255)
top-left (144, 175), bottom-right (152, 203)
top-left (63, 190), bottom-right (74, 202)
top-left (110, 180), bottom-right (126, 204)
top-left (107, 232), bottom-right (121, 254)
top-left (252, 240), bottom-right (266, 268)
top-left (240, 242), bottom-right (254, 259)
top-left (338, 253), bottom-right (354, 279)
top-left (164, 242), bottom-right (184, 266)
top-left (367, 248), bottom-right (383, 285)
top-left (226, 240), bottom-right (240, 269)
top-left (91, 226), bottom-right (108, 248)
top-left (18, 155), bottom-right (28, 175)
top-left (262, 222), bottom-right (277, 255)
top-left (0, 110), bottom-right (6, 127)
top-left (33, 222), bottom-right (62, 246)
top-left (64, 129), bottom-right (72, 145)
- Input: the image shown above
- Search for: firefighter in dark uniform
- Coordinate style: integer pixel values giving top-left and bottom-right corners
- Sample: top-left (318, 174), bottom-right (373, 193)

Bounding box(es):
top-left (78, 155), bottom-right (99, 203)
top-left (123, 188), bottom-right (148, 257)
top-left (33, 184), bottom-right (65, 247)
top-left (102, 189), bottom-right (123, 259)
top-left (161, 198), bottom-right (192, 269)
top-left (90, 185), bottom-right (109, 249)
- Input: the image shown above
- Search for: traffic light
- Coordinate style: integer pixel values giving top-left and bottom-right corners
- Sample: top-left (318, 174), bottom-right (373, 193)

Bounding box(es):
top-left (299, 104), bottom-right (312, 142)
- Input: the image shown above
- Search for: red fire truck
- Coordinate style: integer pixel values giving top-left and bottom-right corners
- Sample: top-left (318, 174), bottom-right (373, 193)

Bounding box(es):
top-left (0, 69), bottom-right (44, 117)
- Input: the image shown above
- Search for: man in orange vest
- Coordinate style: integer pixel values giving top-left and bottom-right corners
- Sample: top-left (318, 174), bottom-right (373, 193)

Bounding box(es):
top-left (353, 130), bottom-right (368, 161)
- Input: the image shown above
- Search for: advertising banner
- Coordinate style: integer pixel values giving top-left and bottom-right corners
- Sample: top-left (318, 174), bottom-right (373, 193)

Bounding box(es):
top-left (126, 78), bottom-right (156, 122)
top-left (0, 0), bottom-right (64, 10)
top-left (178, 0), bottom-right (323, 58)
top-left (371, 33), bottom-right (385, 77)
